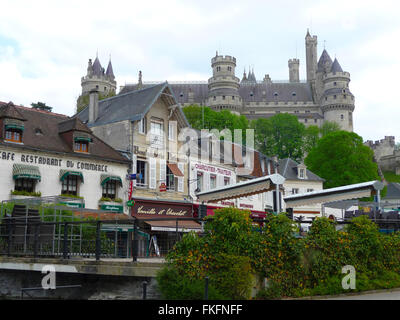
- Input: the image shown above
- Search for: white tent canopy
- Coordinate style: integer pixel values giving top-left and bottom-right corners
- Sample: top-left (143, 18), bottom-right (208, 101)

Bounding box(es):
top-left (196, 173), bottom-right (285, 203)
top-left (284, 181), bottom-right (385, 209)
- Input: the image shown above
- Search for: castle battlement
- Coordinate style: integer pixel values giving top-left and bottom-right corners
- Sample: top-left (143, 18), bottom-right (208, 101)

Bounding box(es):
top-left (211, 55), bottom-right (236, 64)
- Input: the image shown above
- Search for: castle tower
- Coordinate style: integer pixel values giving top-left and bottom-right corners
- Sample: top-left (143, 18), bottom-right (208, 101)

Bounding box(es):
top-left (288, 58), bottom-right (300, 83)
top-left (81, 55), bottom-right (117, 95)
top-left (305, 30), bottom-right (318, 83)
top-left (207, 53), bottom-right (242, 114)
top-left (321, 58), bottom-right (355, 131)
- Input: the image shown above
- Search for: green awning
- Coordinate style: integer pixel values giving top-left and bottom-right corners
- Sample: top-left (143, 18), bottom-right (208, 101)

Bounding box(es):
top-left (5, 124), bottom-right (24, 131)
top-left (74, 137), bottom-right (92, 142)
top-left (101, 174), bottom-right (122, 186)
top-left (12, 164), bottom-right (41, 181)
top-left (59, 169), bottom-right (84, 183)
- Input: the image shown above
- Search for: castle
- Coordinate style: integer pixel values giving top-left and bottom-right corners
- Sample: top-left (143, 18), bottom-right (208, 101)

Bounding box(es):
top-left (82, 30), bottom-right (355, 131)
top-left (81, 55), bottom-right (116, 95)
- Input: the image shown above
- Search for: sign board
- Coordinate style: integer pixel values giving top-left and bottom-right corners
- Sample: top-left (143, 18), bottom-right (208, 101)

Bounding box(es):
top-left (100, 204), bottom-right (123, 212)
top-left (159, 182), bottom-right (167, 192)
top-left (126, 200), bottom-right (135, 207)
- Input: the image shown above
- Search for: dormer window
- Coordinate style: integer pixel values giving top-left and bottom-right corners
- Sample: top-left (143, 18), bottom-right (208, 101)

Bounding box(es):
top-left (5, 123), bottom-right (24, 143)
top-left (74, 137), bottom-right (91, 153)
top-left (74, 141), bottom-right (88, 152)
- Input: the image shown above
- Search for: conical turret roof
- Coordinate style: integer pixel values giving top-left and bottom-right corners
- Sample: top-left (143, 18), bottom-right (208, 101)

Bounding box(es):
top-left (317, 49), bottom-right (333, 72)
top-left (92, 56), bottom-right (103, 76)
top-left (331, 58), bottom-right (343, 73)
top-left (106, 60), bottom-right (115, 79)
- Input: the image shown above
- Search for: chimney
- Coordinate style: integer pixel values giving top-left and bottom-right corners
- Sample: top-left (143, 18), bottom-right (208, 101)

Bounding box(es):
top-left (288, 59), bottom-right (300, 83)
top-left (88, 89), bottom-right (99, 123)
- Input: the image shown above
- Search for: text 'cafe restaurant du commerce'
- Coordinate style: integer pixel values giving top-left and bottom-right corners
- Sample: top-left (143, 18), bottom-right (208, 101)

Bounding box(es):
top-left (0, 102), bottom-right (131, 212)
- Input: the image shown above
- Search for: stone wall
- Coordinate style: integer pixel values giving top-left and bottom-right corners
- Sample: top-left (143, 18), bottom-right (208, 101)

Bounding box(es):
top-left (0, 269), bottom-right (160, 300)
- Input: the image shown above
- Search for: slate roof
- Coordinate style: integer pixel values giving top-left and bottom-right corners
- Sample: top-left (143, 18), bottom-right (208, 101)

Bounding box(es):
top-left (384, 183), bottom-right (400, 200)
top-left (120, 81), bottom-right (314, 104)
top-left (278, 158), bottom-right (325, 182)
top-left (92, 57), bottom-right (103, 76)
top-left (317, 49), bottom-right (333, 72)
top-left (77, 82), bottom-right (189, 127)
top-left (331, 58), bottom-right (343, 73)
top-left (245, 112), bottom-right (323, 120)
top-left (106, 60), bottom-right (115, 78)
top-left (0, 102), bottom-right (129, 164)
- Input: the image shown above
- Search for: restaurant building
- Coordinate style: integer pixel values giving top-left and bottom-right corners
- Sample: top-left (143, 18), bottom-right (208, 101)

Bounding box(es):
top-left (0, 102), bottom-right (130, 213)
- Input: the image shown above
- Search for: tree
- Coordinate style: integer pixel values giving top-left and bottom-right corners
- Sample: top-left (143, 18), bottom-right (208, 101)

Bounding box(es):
top-left (182, 105), bottom-right (249, 142)
top-left (31, 102), bottom-right (52, 112)
top-left (303, 125), bottom-right (320, 154)
top-left (251, 113), bottom-right (306, 161)
top-left (320, 121), bottom-right (341, 137)
top-left (305, 131), bottom-right (379, 188)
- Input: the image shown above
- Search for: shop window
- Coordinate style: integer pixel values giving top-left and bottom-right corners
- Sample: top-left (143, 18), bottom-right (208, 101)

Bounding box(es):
top-left (210, 175), bottom-right (216, 189)
top-left (137, 160), bottom-right (147, 187)
top-left (5, 129), bottom-right (22, 143)
top-left (74, 141), bottom-right (89, 153)
top-left (62, 175), bottom-right (78, 196)
top-left (102, 180), bottom-right (117, 199)
top-left (15, 178), bottom-right (35, 193)
top-left (166, 166), bottom-right (175, 191)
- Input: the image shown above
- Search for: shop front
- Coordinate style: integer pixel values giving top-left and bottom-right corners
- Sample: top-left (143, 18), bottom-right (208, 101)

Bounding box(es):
top-left (131, 198), bottom-right (200, 257)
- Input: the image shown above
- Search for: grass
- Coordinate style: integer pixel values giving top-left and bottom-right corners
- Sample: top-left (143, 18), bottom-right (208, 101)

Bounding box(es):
top-left (383, 171), bottom-right (400, 183)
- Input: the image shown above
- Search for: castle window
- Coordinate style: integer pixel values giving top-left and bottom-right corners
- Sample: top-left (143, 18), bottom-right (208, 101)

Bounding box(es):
top-left (213, 96), bottom-right (216, 101)
top-left (305, 110), bottom-right (310, 113)
top-left (232, 96), bottom-right (235, 100)
top-left (314, 119), bottom-right (317, 123)
top-left (334, 82), bottom-right (337, 86)
top-left (325, 97), bottom-right (328, 101)
top-left (341, 114), bottom-right (344, 120)
top-left (274, 92), bottom-right (278, 97)
top-left (250, 92), bottom-right (254, 97)
top-left (343, 95), bottom-right (347, 99)
top-left (5, 128), bottom-right (22, 143)
top-left (227, 66), bottom-right (232, 72)
top-left (222, 96), bottom-right (225, 100)
top-left (216, 66), bottom-right (221, 72)
top-left (292, 92), bottom-right (296, 96)
top-left (179, 92), bottom-right (184, 97)
top-left (305, 119), bottom-right (308, 123)
top-left (334, 95), bottom-right (337, 99)
top-left (294, 110), bottom-right (299, 113)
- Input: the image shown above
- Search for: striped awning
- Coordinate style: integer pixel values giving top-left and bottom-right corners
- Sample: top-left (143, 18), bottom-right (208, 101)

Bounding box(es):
top-left (100, 174), bottom-right (122, 186)
top-left (59, 169), bottom-right (84, 182)
top-left (5, 124), bottom-right (24, 131)
top-left (12, 164), bottom-right (41, 181)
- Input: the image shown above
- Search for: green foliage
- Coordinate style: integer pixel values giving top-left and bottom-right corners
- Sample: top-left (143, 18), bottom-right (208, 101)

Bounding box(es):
top-left (305, 131), bottom-right (379, 188)
top-left (383, 171), bottom-right (400, 183)
top-left (99, 197), bottom-right (123, 203)
top-left (320, 121), bottom-right (341, 137)
top-left (182, 105), bottom-right (249, 142)
top-left (156, 266), bottom-right (226, 300)
top-left (31, 101), bottom-right (52, 112)
top-left (60, 194), bottom-right (84, 199)
top-left (303, 125), bottom-right (320, 154)
top-left (11, 190), bottom-right (41, 197)
top-left (251, 114), bottom-right (306, 161)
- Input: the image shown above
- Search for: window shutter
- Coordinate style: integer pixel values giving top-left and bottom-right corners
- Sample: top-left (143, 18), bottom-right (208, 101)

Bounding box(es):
top-left (132, 154), bottom-right (137, 186)
top-left (203, 172), bottom-right (210, 191)
top-left (160, 158), bottom-right (166, 185)
top-left (149, 158), bottom-right (156, 189)
top-left (177, 163), bottom-right (184, 193)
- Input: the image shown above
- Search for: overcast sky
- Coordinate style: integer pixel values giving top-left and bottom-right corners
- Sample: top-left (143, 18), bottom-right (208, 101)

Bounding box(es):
top-left (0, 0), bottom-right (399, 143)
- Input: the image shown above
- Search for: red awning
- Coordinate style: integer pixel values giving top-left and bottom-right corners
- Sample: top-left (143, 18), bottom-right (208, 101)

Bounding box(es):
top-left (167, 163), bottom-right (184, 177)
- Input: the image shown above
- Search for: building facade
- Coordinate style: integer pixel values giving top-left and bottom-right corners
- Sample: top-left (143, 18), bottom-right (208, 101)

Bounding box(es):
top-left (119, 30), bottom-right (355, 131)
top-left (0, 102), bottom-right (130, 213)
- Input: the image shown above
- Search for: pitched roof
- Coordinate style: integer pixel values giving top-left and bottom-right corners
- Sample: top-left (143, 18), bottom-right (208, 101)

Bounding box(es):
top-left (0, 102), bottom-right (26, 121)
top-left (278, 158), bottom-right (325, 182)
top-left (0, 103), bottom-right (128, 164)
top-left (77, 82), bottom-right (189, 128)
top-left (331, 58), bottom-right (343, 73)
